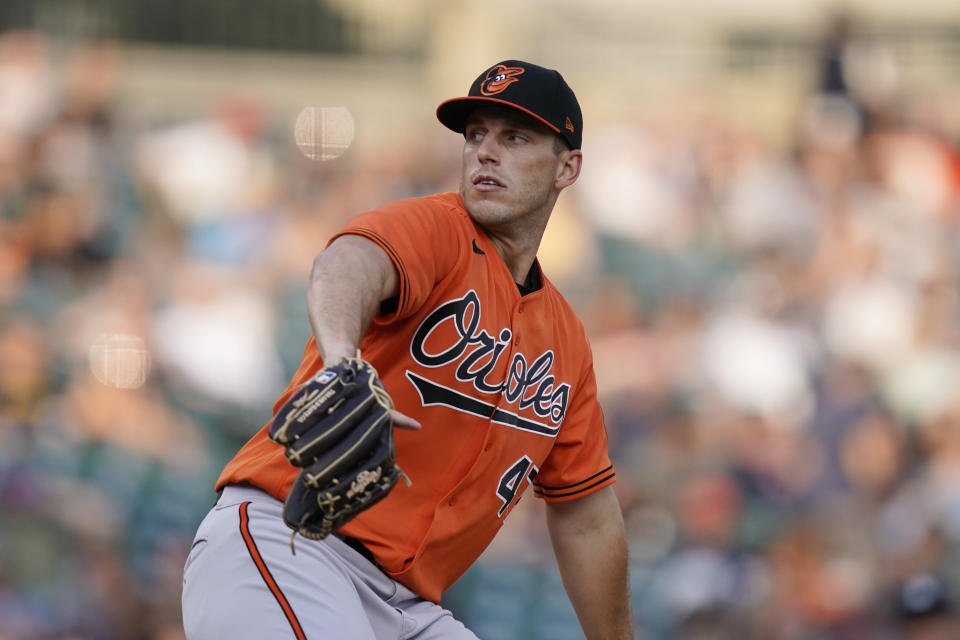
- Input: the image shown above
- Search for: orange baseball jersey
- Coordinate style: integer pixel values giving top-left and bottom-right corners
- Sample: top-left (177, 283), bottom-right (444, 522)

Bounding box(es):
top-left (217, 191), bottom-right (615, 603)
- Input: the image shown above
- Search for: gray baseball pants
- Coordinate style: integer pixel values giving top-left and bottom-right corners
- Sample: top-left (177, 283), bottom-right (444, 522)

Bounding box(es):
top-left (181, 484), bottom-right (479, 640)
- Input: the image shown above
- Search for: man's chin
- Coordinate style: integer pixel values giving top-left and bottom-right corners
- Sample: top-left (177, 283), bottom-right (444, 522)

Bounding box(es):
top-left (463, 197), bottom-right (505, 222)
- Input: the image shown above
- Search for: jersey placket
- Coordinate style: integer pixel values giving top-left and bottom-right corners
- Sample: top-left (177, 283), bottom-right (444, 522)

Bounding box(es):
top-left (438, 292), bottom-right (538, 519)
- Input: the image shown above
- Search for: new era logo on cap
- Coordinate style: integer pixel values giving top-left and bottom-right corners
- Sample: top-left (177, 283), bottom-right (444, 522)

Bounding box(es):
top-left (436, 59), bottom-right (583, 150)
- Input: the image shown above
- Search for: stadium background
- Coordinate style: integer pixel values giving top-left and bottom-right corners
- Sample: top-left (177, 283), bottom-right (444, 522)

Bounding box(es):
top-left (2, 0), bottom-right (960, 637)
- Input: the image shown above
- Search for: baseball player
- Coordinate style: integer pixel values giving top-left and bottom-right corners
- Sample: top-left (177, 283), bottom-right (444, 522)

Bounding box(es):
top-left (181, 60), bottom-right (633, 639)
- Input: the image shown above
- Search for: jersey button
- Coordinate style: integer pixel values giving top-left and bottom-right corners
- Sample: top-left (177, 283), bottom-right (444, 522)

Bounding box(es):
top-left (484, 443), bottom-right (492, 452)
top-left (448, 496), bottom-right (458, 506)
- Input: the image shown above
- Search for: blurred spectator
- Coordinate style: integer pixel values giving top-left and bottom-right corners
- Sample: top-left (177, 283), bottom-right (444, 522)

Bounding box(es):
top-left (0, 30), bottom-right (52, 137)
top-left (891, 572), bottom-right (959, 640)
top-left (135, 93), bottom-right (276, 232)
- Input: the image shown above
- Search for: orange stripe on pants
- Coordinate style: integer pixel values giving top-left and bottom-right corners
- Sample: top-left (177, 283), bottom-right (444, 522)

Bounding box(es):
top-left (238, 501), bottom-right (308, 640)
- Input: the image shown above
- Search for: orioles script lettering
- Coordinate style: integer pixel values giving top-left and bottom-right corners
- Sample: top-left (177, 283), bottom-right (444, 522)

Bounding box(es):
top-left (409, 290), bottom-right (570, 425)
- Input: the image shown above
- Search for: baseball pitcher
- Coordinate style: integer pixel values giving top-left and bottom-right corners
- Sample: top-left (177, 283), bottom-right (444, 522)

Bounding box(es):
top-left (181, 59), bottom-right (633, 640)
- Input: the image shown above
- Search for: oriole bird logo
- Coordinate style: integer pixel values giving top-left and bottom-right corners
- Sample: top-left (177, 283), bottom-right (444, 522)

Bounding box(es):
top-left (480, 65), bottom-right (525, 96)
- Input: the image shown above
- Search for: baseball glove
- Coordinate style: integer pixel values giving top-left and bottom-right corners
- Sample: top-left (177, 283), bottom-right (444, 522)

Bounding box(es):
top-left (269, 354), bottom-right (408, 542)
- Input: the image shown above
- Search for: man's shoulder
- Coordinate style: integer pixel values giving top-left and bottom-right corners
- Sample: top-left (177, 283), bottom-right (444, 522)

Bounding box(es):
top-left (379, 192), bottom-right (466, 217)
top-left (538, 276), bottom-right (591, 340)
top-left (538, 272), bottom-right (574, 310)
top-left (346, 192), bottom-right (472, 256)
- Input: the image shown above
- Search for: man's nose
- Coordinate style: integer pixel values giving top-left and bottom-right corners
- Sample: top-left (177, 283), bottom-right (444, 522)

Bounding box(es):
top-left (476, 135), bottom-right (499, 164)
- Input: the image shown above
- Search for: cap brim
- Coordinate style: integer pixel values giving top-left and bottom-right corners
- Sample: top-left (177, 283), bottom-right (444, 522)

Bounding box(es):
top-left (436, 97), bottom-right (562, 137)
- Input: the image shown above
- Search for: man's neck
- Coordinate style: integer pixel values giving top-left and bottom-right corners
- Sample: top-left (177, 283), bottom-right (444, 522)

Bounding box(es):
top-left (480, 204), bottom-right (551, 283)
top-left (486, 232), bottom-right (540, 284)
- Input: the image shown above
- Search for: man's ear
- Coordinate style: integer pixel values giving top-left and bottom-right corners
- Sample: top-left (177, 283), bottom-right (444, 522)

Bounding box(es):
top-left (555, 149), bottom-right (583, 189)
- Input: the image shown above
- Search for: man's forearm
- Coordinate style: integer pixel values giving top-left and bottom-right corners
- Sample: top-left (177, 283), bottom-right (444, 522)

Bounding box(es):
top-left (307, 235), bottom-right (399, 364)
top-left (546, 487), bottom-right (633, 639)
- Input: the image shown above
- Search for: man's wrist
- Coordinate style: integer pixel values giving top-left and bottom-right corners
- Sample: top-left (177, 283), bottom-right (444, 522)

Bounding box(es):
top-left (317, 340), bottom-right (358, 366)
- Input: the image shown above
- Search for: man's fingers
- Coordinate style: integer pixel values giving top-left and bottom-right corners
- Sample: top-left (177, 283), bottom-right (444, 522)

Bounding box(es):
top-left (390, 409), bottom-right (421, 430)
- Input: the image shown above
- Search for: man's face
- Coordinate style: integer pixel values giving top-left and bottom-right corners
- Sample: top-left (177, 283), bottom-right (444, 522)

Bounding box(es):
top-left (459, 105), bottom-right (571, 232)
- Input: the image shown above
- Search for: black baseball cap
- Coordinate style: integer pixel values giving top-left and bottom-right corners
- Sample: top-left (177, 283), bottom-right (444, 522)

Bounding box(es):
top-left (436, 60), bottom-right (582, 150)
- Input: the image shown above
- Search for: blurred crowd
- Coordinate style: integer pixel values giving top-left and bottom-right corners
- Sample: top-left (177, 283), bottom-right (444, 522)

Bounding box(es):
top-left (2, 18), bottom-right (960, 640)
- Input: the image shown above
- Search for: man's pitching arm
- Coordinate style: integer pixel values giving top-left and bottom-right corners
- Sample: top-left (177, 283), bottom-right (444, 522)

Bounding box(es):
top-left (306, 234), bottom-right (419, 430)
top-left (546, 485), bottom-right (633, 640)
